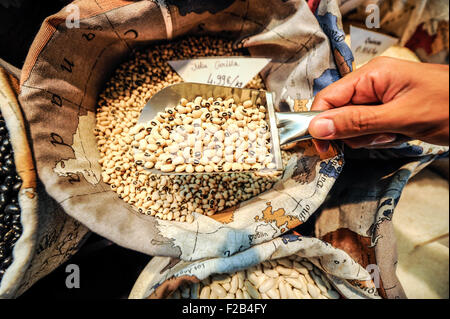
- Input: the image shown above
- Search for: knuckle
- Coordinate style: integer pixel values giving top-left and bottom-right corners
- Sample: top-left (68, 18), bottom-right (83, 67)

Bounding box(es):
top-left (312, 90), bottom-right (325, 104)
top-left (371, 56), bottom-right (384, 63)
top-left (366, 58), bottom-right (385, 74)
top-left (314, 90), bottom-right (324, 102)
top-left (348, 108), bottom-right (371, 134)
top-left (371, 56), bottom-right (390, 66)
top-left (367, 56), bottom-right (394, 75)
top-left (311, 93), bottom-right (331, 111)
top-left (338, 107), bottom-right (382, 137)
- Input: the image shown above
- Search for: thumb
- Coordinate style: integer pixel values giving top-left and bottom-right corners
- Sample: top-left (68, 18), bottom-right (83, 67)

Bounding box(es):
top-left (308, 105), bottom-right (391, 140)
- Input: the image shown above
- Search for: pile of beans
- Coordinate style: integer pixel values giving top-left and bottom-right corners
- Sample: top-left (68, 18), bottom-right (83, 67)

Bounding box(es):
top-left (170, 255), bottom-right (340, 299)
top-left (95, 36), bottom-right (287, 222)
top-left (0, 112), bottom-right (23, 282)
top-left (132, 95), bottom-right (275, 173)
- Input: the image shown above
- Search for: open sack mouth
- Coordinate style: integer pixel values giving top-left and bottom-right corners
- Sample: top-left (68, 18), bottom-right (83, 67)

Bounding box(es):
top-left (94, 35), bottom-right (313, 223)
top-left (149, 254), bottom-right (343, 300)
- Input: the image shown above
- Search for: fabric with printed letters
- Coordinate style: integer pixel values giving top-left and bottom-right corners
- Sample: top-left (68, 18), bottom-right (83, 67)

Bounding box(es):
top-left (15, 0), bottom-right (447, 299)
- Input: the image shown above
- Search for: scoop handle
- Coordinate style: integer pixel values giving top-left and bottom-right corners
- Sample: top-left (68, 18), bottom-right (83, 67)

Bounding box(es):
top-left (275, 111), bottom-right (321, 146)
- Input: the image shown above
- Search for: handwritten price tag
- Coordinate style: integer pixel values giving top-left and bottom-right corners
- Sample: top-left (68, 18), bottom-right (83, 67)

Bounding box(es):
top-left (207, 73), bottom-right (243, 87)
top-left (168, 57), bottom-right (271, 88)
top-left (350, 25), bottom-right (398, 66)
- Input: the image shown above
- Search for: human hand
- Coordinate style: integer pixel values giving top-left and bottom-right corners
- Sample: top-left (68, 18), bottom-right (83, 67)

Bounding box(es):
top-left (308, 57), bottom-right (449, 153)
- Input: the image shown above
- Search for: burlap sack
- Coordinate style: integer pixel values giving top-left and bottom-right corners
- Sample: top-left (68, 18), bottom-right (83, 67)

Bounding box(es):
top-left (0, 63), bottom-right (89, 299)
top-left (16, 0), bottom-right (447, 299)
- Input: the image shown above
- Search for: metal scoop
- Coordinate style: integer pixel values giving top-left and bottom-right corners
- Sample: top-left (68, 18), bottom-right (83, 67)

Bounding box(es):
top-left (136, 82), bottom-right (320, 174)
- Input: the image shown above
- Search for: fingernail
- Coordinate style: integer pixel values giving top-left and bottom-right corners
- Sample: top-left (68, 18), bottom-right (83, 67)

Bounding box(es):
top-left (311, 119), bottom-right (335, 138)
top-left (371, 134), bottom-right (397, 145)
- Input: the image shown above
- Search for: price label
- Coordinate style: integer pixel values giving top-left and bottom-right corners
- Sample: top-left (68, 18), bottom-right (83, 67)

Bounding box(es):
top-left (207, 73), bottom-right (243, 87)
top-left (350, 25), bottom-right (398, 66)
top-left (168, 57), bottom-right (271, 88)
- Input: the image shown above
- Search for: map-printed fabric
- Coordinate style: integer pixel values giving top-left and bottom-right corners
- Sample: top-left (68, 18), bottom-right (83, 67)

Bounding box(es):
top-left (129, 236), bottom-right (378, 299)
top-left (15, 0), bottom-right (447, 299)
top-left (0, 66), bottom-right (89, 299)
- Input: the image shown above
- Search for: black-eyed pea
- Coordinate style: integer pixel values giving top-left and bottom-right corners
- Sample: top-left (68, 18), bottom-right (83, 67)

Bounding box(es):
top-left (172, 156), bottom-right (185, 166)
top-left (192, 109), bottom-right (203, 119)
top-left (204, 165), bottom-right (214, 173)
top-left (194, 96), bottom-right (202, 105)
top-left (180, 98), bottom-right (188, 106)
top-left (187, 135), bottom-right (196, 146)
top-left (252, 163), bottom-right (263, 170)
top-left (166, 144), bottom-right (179, 154)
top-left (194, 165), bottom-right (204, 173)
top-left (186, 214), bottom-right (194, 223)
top-left (154, 162), bottom-right (162, 170)
top-left (231, 163), bottom-right (242, 171)
top-left (235, 112), bottom-right (244, 121)
top-left (182, 116), bottom-right (193, 125)
top-left (172, 133), bottom-right (185, 144)
top-left (237, 120), bottom-right (247, 127)
top-left (211, 156), bottom-right (222, 164)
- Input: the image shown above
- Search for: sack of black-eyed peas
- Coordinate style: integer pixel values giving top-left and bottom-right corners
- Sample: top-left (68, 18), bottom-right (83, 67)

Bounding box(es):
top-left (0, 64), bottom-right (89, 298)
top-left (17, 0), bottom-right (447, 299)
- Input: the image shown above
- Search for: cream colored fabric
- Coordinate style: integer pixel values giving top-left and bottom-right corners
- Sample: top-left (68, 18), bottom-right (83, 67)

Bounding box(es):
top-left (393, 169), bottom-right (449, 299)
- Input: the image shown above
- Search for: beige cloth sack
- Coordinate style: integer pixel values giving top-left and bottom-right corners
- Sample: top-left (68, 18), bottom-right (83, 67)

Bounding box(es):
top-left (0, 64), bottom-right (89, 298)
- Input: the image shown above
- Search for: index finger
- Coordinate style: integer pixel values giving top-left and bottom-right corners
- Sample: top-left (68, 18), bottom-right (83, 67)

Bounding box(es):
top-left (311, 71), bottom-right (360, 111)
top-left (311, 60), bottom-right (384, 111)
